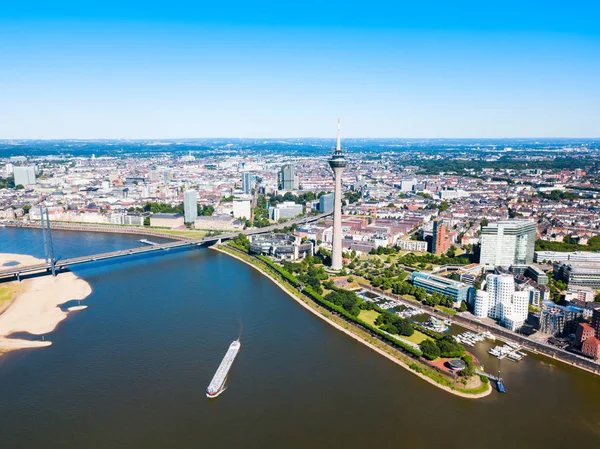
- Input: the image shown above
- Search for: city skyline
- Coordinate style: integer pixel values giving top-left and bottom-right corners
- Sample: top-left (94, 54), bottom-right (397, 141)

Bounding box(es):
top-left (1, 1), bottom-right (600, 139)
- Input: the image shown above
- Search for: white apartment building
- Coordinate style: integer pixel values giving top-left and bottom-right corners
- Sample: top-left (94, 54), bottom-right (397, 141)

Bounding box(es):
top-left (474, 274), bottom-right (529, 331)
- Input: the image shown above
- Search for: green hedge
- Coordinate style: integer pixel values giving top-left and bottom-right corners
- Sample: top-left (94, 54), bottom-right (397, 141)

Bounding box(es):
top-left (257, 255), bottom-right (422, 358)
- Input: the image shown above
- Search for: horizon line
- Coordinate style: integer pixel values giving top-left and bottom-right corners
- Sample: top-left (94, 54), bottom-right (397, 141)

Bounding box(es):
top-left (1, 136), bottom-right (599, 142)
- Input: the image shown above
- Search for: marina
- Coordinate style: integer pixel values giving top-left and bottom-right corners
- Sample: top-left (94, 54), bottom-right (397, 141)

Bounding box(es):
top-left (488, 343), bottom-right (527, 362)
top-left (453, 331), bottom-right (495, 347)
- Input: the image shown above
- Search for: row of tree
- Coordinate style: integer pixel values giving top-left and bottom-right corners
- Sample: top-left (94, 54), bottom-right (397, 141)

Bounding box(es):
top-left (535, 236), bottom-right (600, 253)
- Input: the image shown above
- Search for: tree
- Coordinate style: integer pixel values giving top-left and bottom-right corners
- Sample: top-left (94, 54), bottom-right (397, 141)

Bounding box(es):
top-left (459, 301), bottom-right (468, 312)
top-left (15, 184), bottom-right (24, 190)
top-left (396, 319), bottom-right (414, 337)
top-left (480, 218), bottom-right (489, 227)
top-left (420, 340), bottom-right (441, 360)
top-left (22, 204), bottom-right (31, 214)
top-left (438, 201), bottom-right (449, 212)
top-left (460, 355), bottom-right (476, 377)
top-left (198, 204), bottom-right (214, 216)
top-left (446, 246), bottom-right (457, 258)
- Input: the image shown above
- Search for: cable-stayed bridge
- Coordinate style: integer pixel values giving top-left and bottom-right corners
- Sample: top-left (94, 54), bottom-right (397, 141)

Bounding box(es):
top-left (0, 211), bottom-right (331, 282)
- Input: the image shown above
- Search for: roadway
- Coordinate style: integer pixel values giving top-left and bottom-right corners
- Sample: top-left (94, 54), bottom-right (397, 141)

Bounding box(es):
top-left (0, 212), bottom-right (331, 281)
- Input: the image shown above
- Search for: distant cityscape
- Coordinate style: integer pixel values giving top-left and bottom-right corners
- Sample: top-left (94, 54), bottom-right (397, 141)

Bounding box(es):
top-left (2, 136), bottom-right (600, 364)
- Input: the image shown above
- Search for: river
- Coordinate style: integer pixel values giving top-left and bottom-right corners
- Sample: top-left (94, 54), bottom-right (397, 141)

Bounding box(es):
top-left (0, 228), bottom-right (599, 448)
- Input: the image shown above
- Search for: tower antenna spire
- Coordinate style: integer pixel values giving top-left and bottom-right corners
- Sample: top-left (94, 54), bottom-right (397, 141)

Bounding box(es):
top-left (336, 118), bottom-right (341, 153)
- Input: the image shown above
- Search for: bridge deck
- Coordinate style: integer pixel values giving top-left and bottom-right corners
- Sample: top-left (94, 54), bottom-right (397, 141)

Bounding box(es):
top-left (0, 212), bottom-right (331, 280)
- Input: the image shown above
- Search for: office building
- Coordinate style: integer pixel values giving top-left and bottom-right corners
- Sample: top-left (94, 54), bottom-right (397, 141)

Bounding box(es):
top-left (534, 251), bottom-right (600, 264)
top-left (319, 193), bottom-right (334, 213)
top-left (397, 178), bottom-right (416, 192)
top-left (328, 119), bottom-right (347, 270)
top-left (150, 213), bottom-right (184, 229)
top-left (269, 201), bottom-right (303, 221)
top-left (249, 233), bottom-right (313, 261)
top-left (411, 272), bottom-right (471, 305)
top-left (194, 215), bottom-right (244, 231)
top-left (480, 220), bottom-right (537, 267)
top-left (241, 172), bottom-right (257, 195)
top-left (473, 274), bottom-right (529, 331)
top-left (278, 165), bottom-right (296, 190)
top-left (183, 190), bottom-right (198, 223)
top-left (232, 199), bottom-right (252, 220)
top-left (555, 262), bottom-right (600, 289)
top-left (13, 166), bottom-right (36, 186)
top-left (432, 219), bottom-right (451, 256)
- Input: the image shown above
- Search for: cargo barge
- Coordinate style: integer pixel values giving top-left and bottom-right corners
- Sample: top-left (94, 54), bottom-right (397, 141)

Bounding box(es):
top-left (206, 340), bottom-right (241, 398)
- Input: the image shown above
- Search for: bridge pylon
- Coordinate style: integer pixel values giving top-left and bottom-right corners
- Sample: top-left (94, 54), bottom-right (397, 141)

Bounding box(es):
top-left (40, 206), bottom-right (56, 277)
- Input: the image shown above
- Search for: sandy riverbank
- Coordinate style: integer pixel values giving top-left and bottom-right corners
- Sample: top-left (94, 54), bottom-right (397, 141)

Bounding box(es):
top-left (0, 253), bottom-right (92, 354)
top-left (212, 245), bottom-right (492, 400)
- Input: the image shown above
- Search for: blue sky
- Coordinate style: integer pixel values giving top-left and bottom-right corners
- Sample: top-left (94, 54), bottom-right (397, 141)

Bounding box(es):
top-left (1, 1), bottom-right (599, 139)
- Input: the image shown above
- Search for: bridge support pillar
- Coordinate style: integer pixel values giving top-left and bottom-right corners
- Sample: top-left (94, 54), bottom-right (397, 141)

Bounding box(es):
top-left (217, 238), bottom-right (222, 245)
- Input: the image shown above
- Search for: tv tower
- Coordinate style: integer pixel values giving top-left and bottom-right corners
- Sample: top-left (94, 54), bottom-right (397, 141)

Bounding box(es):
top-left (328, 118), bottom-right (347, 270)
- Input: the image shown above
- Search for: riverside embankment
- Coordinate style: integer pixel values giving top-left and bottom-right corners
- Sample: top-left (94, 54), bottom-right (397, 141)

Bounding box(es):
top-left (213, 244), bottom-right (492, 399)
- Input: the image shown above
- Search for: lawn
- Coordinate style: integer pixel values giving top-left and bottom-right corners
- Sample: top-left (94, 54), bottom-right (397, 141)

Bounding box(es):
top-left (436, 305), bottom-right (457, 316)
top-left (397, 330), bottom-right (430, 345)
top-left (358, 309), bottom-right (380, 326)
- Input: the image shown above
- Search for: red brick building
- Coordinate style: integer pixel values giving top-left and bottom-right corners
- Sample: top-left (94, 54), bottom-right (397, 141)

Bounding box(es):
top-left (432, 219), bottom-right (451, 256)
top-left (575, 323), bottom-right (595, 347)
top-left (582, 337), bottom-right (600, 360)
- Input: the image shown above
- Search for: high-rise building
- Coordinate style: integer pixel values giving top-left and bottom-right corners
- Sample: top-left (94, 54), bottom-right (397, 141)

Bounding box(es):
top-left (432, 219), bottom-right (451, 255)
top-left (13, 166), bottom-right (36, 186)
top-left (319, 193), bottom-right (334, 213)
top-left (592, 309), bottom-right (600, 339)
top-left (183, 190), bottom-right (198, 223)
top-left (241, 172), bottom-right (257, 194)
top-left (328, 119), bottom-right (347, 270)
top-left (278, 165), bottom-right (296, 190)
top-left (480, 220), bottom-right (537, 267)
top-left (473, 274), bottom-right (529, 331)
